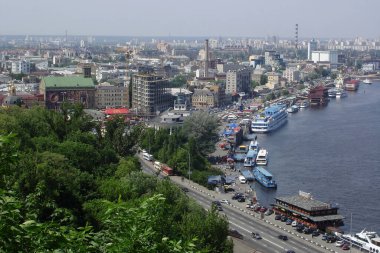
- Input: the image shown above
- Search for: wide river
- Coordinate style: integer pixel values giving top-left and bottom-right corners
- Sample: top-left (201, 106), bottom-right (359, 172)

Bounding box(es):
top-left (246, 82), bottom-right (380, 233)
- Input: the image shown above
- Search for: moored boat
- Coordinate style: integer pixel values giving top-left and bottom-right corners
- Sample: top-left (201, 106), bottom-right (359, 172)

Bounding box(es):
top-left (256, 149), bottom-right (268, 166)
top-left (345, 80), bottom-right (360, 91)
top-left (253, 167), bottom-right (277, 188)
top-left (363, 78), bottom-right (372, 84)
top-left (286, 105), bottom-right (299, 113)
top-left (341, 230), bottom-right (380, 252)
top-left (251, 104), bottom-right (288, 133)
top-left (335, 89), bottom-right (347, 98)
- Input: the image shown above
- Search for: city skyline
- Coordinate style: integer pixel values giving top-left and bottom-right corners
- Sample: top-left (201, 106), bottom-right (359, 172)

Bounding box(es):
top-left (1, 0), bottom-right (380, 39)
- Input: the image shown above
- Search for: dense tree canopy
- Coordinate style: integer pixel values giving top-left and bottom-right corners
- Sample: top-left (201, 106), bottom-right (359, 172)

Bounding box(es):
top-left (0, 105), bottom-right (232, 252)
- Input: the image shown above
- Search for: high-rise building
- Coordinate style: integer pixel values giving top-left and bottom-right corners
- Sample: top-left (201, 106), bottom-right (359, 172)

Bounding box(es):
top-left (307, 39), bottom-right (318, 60)
top-left (132, 74), bottom-right (172, 115)
top-left (226, 68), bottom-right (251, 94)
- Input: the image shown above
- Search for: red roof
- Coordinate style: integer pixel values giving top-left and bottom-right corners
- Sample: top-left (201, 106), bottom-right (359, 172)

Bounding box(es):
top-left (104, 108), bottom-right (129, 115)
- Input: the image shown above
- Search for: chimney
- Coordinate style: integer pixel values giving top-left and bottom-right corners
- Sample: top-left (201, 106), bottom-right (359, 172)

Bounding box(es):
top-left (204, 39), bottom-right (209, 78)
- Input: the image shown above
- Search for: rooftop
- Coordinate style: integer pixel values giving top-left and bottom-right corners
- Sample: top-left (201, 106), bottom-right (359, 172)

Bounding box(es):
top-left (42, 76), bottom-right (95, 88)
top-left (276, 194), bottom-right (335, 211)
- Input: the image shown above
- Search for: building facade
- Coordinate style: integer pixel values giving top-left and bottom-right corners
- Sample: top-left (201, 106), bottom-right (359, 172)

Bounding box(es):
top-left (273, 191), bottom-right (344, 230)
top-left (311, 51), bottom-right (338, 64)
top-left (132, 74), bottom-right (172, 115)
top-left (11, 60), bottom-right (31, 74)
top-left (95, 82), bottom-right (128, 109)
top-left (40, 76), bottom-right (95, 109)
top-left (191, 88), bottom-right (215, 109)
top-left (226, 68), bottom-right (251, 94)
top-left (307, 39), bottom-right (318, 60)
top-left (283, 68), bottom-right (301, 83)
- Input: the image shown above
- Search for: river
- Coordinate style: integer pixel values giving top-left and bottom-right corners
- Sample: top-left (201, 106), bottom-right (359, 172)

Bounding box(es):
top-left (245, 82), bottom-right (380, 233)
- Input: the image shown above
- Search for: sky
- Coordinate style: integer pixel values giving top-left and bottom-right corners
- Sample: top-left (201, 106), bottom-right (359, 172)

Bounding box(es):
top-left (1, 0), bottom-right (380, 39)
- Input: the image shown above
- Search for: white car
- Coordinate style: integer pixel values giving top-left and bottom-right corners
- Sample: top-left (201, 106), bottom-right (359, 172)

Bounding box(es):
top-left (291, 221), bottom-right (298, 227)
top-left (335, 240), bottom-right (344, 247)
top-left (220, 199), bottom-right (230, 205)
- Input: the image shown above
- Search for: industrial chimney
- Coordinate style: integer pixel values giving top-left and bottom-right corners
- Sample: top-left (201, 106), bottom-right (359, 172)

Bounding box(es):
top-left (204, 39), bottom-right (209, 78)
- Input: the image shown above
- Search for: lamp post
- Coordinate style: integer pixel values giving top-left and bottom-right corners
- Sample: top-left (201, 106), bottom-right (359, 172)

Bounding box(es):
top-left (179, 147), bottom-right (191, 183)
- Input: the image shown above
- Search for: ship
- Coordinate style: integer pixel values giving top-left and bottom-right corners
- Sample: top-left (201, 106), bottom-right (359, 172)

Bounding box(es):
top-left (341, 230), bottom-right (380, 252)
top-left (251, 104), bottom-right (287, 133)
top-left (363, 78), bottom-right (372, 84)
top-left (345, 79), bottom-right (360, 91)
top-left (308, 85), bottom-right (329, 106)
top-left (253, 167), bottom-right (277, 188)
top-left (243, 149), bottom-right (258, 167)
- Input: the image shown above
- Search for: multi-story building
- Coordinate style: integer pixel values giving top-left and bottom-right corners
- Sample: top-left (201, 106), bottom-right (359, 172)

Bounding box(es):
top-left (132, 74), bottom-right (172, 115)
top-left (39, 76), bottom-right (96, 109)
top-left (311, 51), bottom-right (338, 64)
top-left (264, 51), bottom-right (284, 70)
top-left (191, 88), bottom-right (215, 109)
top-left (226, 68), bottom-right (251, 94)
top-left (11, 60), bottom-right (31, 74)
top-left (283, 68), bottom-right (301, 83)
top-left (266, 72), bottom-right (281, 89)
top-left (95, 82), bottom-right (128, 109)
top-left (273, 191), bottom-right (344, 230)
top-left (307, 39), bottom-right (318, 60)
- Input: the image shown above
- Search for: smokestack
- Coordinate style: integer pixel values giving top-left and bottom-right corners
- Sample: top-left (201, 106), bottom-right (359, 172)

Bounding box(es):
top-left (204, 39), bottom-right (209, 78)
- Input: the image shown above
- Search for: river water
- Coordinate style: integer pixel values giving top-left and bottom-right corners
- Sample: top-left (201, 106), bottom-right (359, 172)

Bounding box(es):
top-left (244, 82), bottom-right (380, 233)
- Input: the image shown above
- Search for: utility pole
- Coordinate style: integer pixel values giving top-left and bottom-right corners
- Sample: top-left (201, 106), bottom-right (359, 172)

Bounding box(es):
top-left (188, 150), bottom-right (191, 182)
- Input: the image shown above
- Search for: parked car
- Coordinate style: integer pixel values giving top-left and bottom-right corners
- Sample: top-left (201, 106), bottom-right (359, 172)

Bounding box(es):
top-left (311, 230), bottom-right (320, 237)
top-left (275, 214), bottom-right (282, 220)
top-left (286, 219), bottom-right (293, 225)
top-left (278, 235), bottom-right (288, 241)
top-left (285, 250), bottom-right (295, 253)
top-left (181, 187), bottom-right (189, 192)
top-left (232, 193), bottom-right (244, 200)
top-left (303, 227), bottom-right (312, 234)
top-left (341, 244), bottom-right (350, 250)
top-left (265, 209), bottom-right (274, 216)
top-left (335, 240), bottom-right (345, 247)
top-left (228, 229), bottom-right (243, 239)
top-left (291, 221), bottom-right (298, 227)
top-left (237, 197), bottom-right (245, 202)
top-left (281, 216), bottom-right (287, 222)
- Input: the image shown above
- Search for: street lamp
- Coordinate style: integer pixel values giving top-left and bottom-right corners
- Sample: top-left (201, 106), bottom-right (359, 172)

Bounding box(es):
top-left (179, 147), bottom-right (191, 183)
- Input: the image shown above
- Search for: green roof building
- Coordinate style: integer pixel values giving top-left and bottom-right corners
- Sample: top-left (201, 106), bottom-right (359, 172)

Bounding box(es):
top-left (40, 76), bottom-right (95, 109)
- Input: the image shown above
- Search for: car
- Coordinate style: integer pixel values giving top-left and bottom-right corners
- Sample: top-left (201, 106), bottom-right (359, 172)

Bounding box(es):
top-left (322, 235), bottom-right (328, 241)
top-left (237, 197), bottom-right (246, 202)
top-left (181, 187), bottom-right (189, 192)
top-left (281, 216), bottom-right (287, 222)
top-left (265, 209), bottom-right (274, 216)
top-left (291, 221), bottom-right (298, 227)
top-left (232, 193), bottom-right (244, 200)
top-left (278, 235), bottom-right (288, 241)
top-left (275, 214), bottom-right (282, 220)
top-left (259, 207), bottom-right (267, 213)
top-left (335, 240), bottom-right (345, 247)
top-left (286, 219), bottom-right (293, 225)
top-left (212, 201), bottom-right (221, 206)
top-left (285, 250), bottom-right (295, 253)
top-left (341, 244), bottom-right (350, 250)
top-left (311, 231), bottom-right (320, 237)
top-left (303, 227), bottom-right (312, 234)
top-left (220, 199), bottom-right (230, 205)
top-left (254, 233), bottom-right (262, 239)
top-left (228, 229), bottom-right (243, 239)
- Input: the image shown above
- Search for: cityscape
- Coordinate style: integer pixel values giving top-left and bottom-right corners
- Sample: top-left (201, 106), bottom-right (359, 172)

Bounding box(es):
top-left (1, 1), bottom-right (380, 253)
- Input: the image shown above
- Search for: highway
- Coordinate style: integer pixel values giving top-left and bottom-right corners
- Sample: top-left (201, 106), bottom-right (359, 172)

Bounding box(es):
top-left (139, 155), bottom-right (360, 253)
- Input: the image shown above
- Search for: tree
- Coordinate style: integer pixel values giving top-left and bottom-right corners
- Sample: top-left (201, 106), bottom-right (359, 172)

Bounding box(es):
top-left (260, 75), bottom-right (268, 85)
top-left (182, 111), bottom-right (219, 155)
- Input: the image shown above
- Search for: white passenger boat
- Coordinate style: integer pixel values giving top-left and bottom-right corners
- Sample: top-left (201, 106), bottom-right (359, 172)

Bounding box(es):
top-left (256, 149), bottom-right (268, 166)
top-left (342, 229), bottom-right (380, 252)
top-left (251, 104), bottom-right (287, 133)
top-left (363, 78), bottom-right (372, 84)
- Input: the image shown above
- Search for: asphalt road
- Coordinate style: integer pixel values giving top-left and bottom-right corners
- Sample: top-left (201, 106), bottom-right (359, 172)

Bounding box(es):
top-left (138, 155), bottom-right (360, 253)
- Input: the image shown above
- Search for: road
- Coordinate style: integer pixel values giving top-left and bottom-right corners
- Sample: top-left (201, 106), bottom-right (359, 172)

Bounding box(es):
top-left (139, 155), bottom-right (360, 253)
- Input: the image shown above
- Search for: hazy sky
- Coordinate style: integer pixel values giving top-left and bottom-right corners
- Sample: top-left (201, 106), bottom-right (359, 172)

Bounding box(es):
top-left (1, 0), bottom-right (379, 38)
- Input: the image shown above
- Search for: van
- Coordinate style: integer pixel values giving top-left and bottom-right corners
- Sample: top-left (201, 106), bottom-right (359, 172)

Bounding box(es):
top-left (142, 152), bottom-right (153, 161)
top-left (239, 175), bottom-right (247, 184)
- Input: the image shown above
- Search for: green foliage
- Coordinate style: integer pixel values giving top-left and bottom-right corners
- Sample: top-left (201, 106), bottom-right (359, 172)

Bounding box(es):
top-left (182, 112), bottom-right (219, 155)
top-left (170, 75), bottom-right (187, 88)
top-left (260, 75), bottom-right (268, 85)
top-left (0, 106), bottom-right (232, 253)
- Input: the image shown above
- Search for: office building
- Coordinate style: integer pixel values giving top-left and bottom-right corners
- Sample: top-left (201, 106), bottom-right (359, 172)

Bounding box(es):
top-left (95, 82), bottom-right (128, 109)
top-left (307, 39), bottom-right (318, 60)
top-left (311, 51), bottom-right (338, 64)
top-left (226, 68), bottom-right (251, 94)
top-left (132, 74), bottom-right (172, 115)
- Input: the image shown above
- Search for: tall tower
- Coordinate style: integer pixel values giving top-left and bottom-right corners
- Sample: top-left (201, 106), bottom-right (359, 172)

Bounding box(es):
top-left (295, 24), bottom-right (298, 50)
top-left (204, 39), bottom-right (209, 78)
